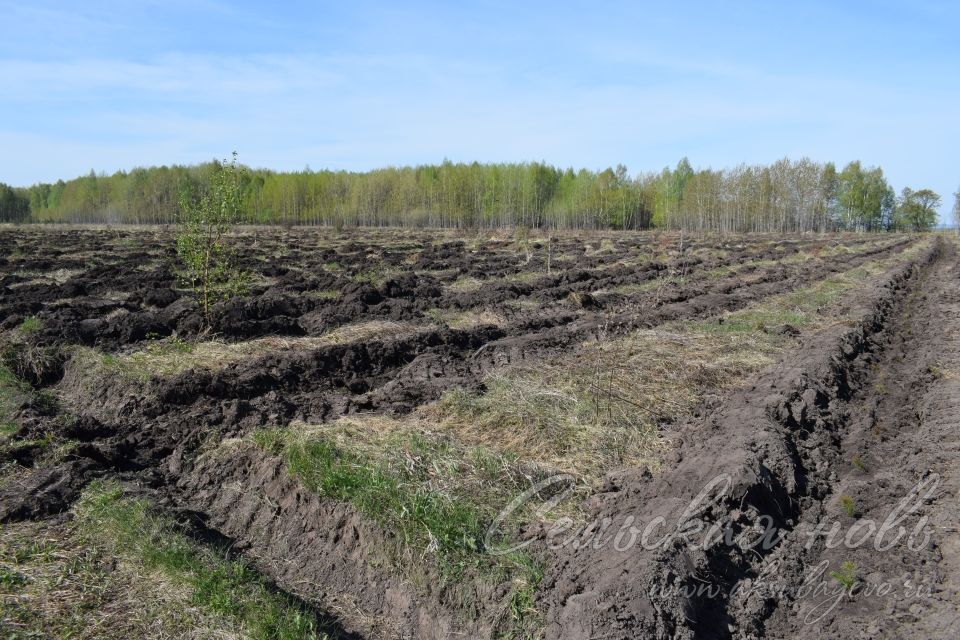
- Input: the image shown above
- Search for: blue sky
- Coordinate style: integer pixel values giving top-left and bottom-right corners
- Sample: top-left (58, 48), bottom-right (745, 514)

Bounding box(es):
top-left (1, 1), bottom-right (957, 219)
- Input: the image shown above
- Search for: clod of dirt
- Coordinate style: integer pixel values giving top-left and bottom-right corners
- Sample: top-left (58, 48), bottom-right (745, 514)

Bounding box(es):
top-left (0, 460), bottom-right (104, 522)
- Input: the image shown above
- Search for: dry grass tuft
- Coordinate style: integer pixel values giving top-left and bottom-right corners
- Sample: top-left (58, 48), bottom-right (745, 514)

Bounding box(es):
top-left (504, 271), bottom-right (545, 284)
top-left (445, 275), bottom-right (485, 293)
top-left (429, 326), bottom-right (777, 482)
top-left (0, 328), bottom-right (63, 388)
top-left (92, 320), bottom-right (421, 382)
top-left (503, 298), bottom-right (543, 312)
top-left (8, 268), bottom-right (84, 288)
top-left (427, 308), bottom-right (507, 330)
top-left (583, 238), bottom-right (617, 256)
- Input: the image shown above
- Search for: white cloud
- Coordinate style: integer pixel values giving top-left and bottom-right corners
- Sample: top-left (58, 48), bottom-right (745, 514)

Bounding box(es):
top-left (1, 41), bottom-right (958, 223)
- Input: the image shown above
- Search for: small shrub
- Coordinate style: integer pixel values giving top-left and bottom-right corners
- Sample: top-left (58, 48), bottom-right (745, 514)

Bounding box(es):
top-left (177, 152), bottom-right (250, 326)
top-left (838, 494), bottom-right (857, 517)
top-left (829, 560), bottom-right (858, 591)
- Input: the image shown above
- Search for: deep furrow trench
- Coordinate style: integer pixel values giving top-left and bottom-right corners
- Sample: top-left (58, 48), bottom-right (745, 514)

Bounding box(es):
top-left (539, 239), bottom-right (953, 639)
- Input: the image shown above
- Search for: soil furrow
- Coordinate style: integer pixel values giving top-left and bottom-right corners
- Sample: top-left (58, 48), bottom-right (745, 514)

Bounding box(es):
top-left (0, 228), bottom-right (948, 639)
top-left (538, 238), bottom-right (952, 639)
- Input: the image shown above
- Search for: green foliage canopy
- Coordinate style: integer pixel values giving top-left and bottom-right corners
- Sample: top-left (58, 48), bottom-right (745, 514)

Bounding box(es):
top-left (895, 187), bottom-right (940, 232)
top-left (7, 157), bottom-right (938, 233)
top-left (176, 152), bottom-right (249, 324)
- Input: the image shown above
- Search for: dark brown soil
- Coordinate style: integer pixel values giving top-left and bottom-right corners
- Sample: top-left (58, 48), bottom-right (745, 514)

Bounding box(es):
top-left (539, 238), bottom-right (960, 639)
top-left (2, 227), bottom-right (955, 638)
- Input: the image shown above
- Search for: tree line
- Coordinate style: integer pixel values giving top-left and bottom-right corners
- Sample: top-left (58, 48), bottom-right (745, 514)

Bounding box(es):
top-left (0, 158), bottom-right (946, 232)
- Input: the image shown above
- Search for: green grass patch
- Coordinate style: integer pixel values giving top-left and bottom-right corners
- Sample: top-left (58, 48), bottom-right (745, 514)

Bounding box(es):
top-left (17, 316), bottom-right (42, 334)
top-left (299, 438), bottom-right (483, 553)
top-left (0, 564), bottom-right (28, 588)
top-left (253, 419), bottom-right (545, 636)
top-left (349, 265), bottom-right (400, 287)
top-left (0, 422), bottom-right (17, 439)
top-left (73, 482), bottom-right (330, 639)
top-left (255, 425), bottom-right (501, 558)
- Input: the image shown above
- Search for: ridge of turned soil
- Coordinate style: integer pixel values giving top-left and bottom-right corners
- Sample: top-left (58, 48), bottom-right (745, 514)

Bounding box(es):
top-left (540, 239), bottom-right (957, 639)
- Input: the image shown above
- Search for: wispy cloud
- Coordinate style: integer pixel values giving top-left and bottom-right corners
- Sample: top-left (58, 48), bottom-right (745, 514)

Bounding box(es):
top-left (0, 2), bottom-right (958, 218)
